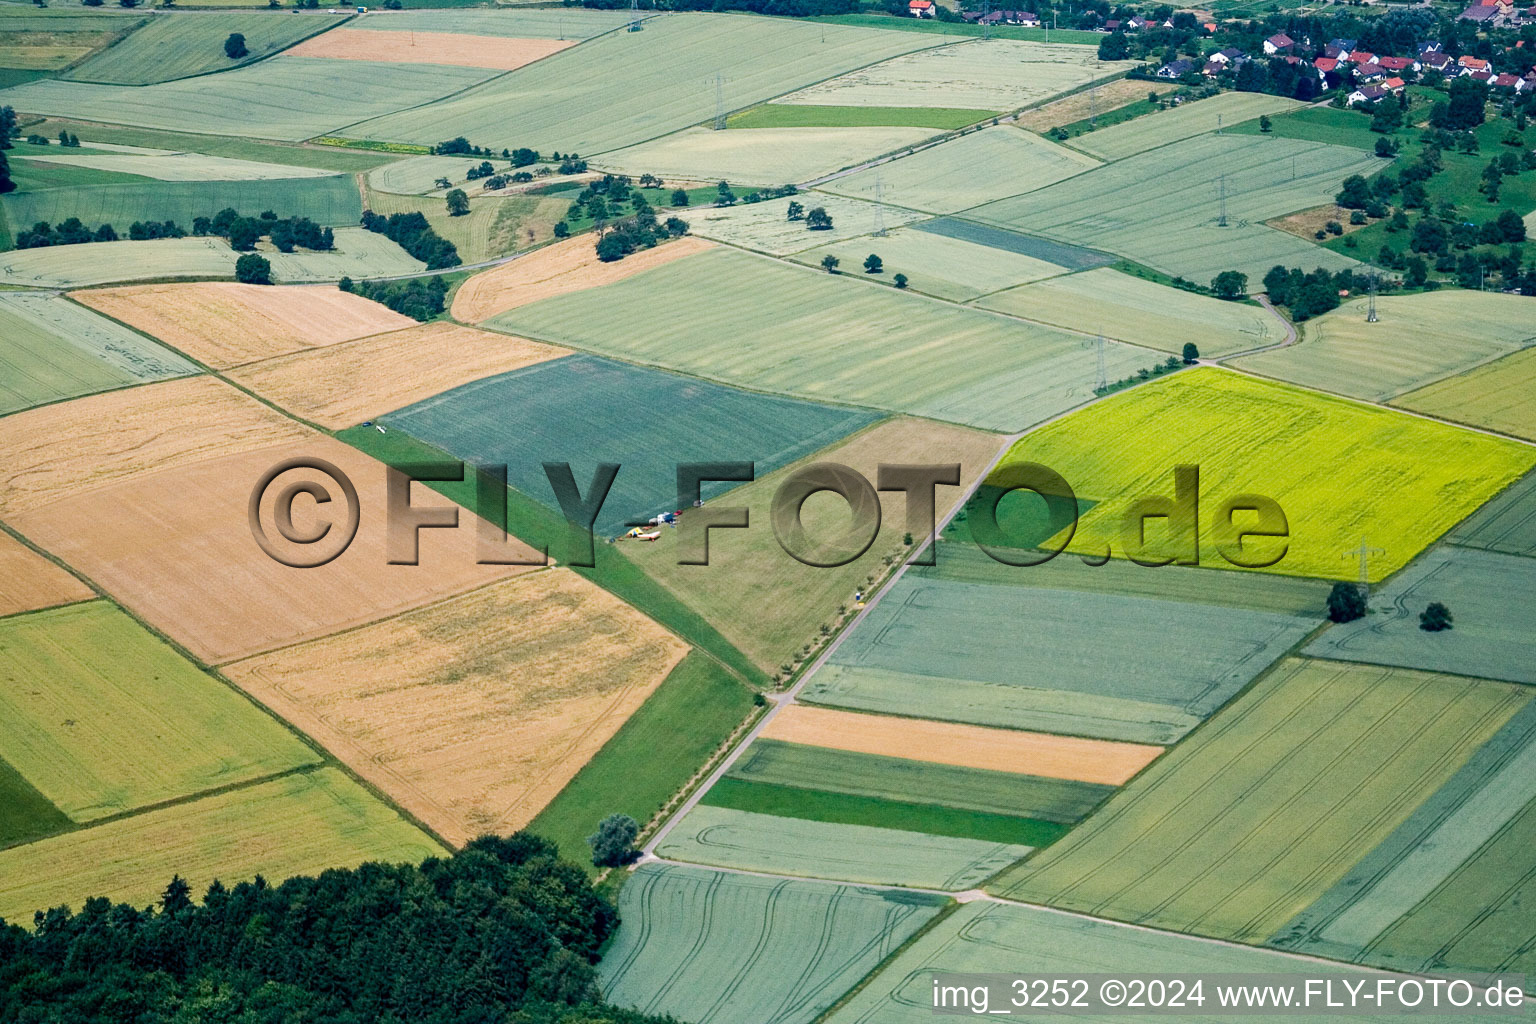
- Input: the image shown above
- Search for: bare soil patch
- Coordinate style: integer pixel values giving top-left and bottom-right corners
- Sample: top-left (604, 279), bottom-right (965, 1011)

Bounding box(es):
top-left (1267, 203), bottom-right (1369, 240)
top-left (287, 28), bottom-right (572, 71)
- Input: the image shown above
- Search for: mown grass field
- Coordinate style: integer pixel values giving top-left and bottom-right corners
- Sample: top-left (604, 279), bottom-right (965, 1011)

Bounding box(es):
top-left (488, 246), bottom-right (1150, 432)
top-left (1068, 92), bottom-right (1302, 161)
top-left (657, 804), bottom-right (1032, 890)
top-left (971, 133), bottom-right (1373, 282)
top-left (1236, 291), bottom-right (1536, 402)
top-left (0, 291), bottom-right (195, 416)
top-left (0, 58), bottom-right (496, 141)
top-left (619, 417), bottom-right (1002, 673)
top-left (63, 12), bottom-right (347, 85)
top-left (597, 125), bottom-right (937, 186)
top-left (2, 174), bottom-right (362, 229)
top-left (0, 237), bottom-right (241, 287)
top-left (0, 768), bottom-right (443, 924)
top-left (381, 352), bottom-right (879, 536)
top-left (684, 194), bottom-right (926, 255)
top-left (365, 189), bottom-right (568, 264)
top-left (778, 38), bottom-right (1132, 112)
top-left (1305, 546), bottom-right (1536, 685)
top-left (730, 103), bottom-right (996, 129)
top-left (976, 266), bottom-right (1284, 357)
top-left (600, 863), bottom-right (946, 1024)
top-left (805, 571), bottom-right (1316, 744)
top-left (1393, 345), bottom-right (1536, 441)
top-left (790, 225), bottom-right (1066, 301)
top-left (527, 652), bottom-right (754, 867)
top-left (914, 215), bottom-right (1113, 268)
top-left (346, 14), bottom-right (939, 154)
top-left (1451, 470), bottom-right (1536, 558)
top-left (727, 739), bottom-right (1111, 823)
top-left (1275, 699), bottom-right (1536, 976)
top-left (21, 118), bottom-right (395, 171)
top-left (991, 658), bottom-right (1528, 943)
top-left (702, 778), bottom-right (1068, 846)
top-left (822, 125), bottom-right (1100, 213)
top-left (826, 901), bottom-right (1375, 1024)
top-left (0, 601), bottom-right (320, 823)
top-left (993, 368), bottom-right (1536, 581)
top-left (16, 147), bottom-right (338, 182)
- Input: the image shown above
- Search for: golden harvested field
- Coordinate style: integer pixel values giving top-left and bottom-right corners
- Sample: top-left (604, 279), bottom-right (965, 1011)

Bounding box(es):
top-left (763, 705), bottom-right (1161, 784)
top-left (622, 416), bottom-right (1005, 671)
top-left (0, 531), bottom-right (92, 618)
top-left (12, 434), bottom-right (537, 665)
top-left (227, 322), bottom-right (569, 429)
top-left (0, 768), bottom-right (444, 924)
top-left (452, 233), bottom-right (714, 322)
top-left (72, 283), bottom-right (415, 369)
top-left (1014, 79), bottom-right (1172, 131)
top-left (223, 570), bottom-right (687, 846)
top-left (0, 375), bottom-right (307, 516)
top-left (286, 28), bottom-right (572, 70)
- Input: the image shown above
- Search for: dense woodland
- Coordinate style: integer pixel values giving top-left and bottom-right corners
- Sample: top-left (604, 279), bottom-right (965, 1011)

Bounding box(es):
top-left (0, 835), bottom-right (672, 1024)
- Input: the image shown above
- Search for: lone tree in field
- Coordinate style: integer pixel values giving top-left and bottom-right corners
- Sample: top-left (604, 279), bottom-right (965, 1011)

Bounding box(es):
top-left (1327, 581), bottom-right (1367, 623)
top-left (805, 206), bottom-right (833, 231)
top-left (893, 272), bottom-right (908, 289)
top-left (224, 32), bottom-right (247, 59)
top-left (445, 188), bottom-right (470, 216)
top-left (1259, 114), bottom-right (1273, 133)
top-left (587, 813), bottom-right (640, 867)
top-left (234, 252), bottom-right (271, 285)
top-left (1182, 342), bottom-right (1199, 364)
top-left (786, 200), bottom-right (805, 222)
top-left (671, 187), bottom-right (689, 206)
top-left (820, 254), bottom-right (840, 273)
top-left (1420, 602), bottom-right (1454, 632)
top-left (1211, 270), bottom-right (1247, 300)
top-left (864, 253), bottom-right (882, 274)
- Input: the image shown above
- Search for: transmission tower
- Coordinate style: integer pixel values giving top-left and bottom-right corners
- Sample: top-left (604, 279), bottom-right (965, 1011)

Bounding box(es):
top-left (1216, 112), bottom-right (1223, 135)
top-left (1217, 173), bottom-right (1227, 227)
top-left (1089, 68), bottom-right (1099, 128)
top-left (711, 73), bottom-right (726, 130)
top-left (981, 0), bottom-right (991, 40)
top-left (1366, 272), bottom-right (1378, 322)
top-left (1095, 333), bottom-right (1108, 391)
top-left (873, 172), bottom-right (887, 237)
top-left (1343, 537), bottom-right (1385, 599)
top-left (628, 0), bottom-right (643, 32)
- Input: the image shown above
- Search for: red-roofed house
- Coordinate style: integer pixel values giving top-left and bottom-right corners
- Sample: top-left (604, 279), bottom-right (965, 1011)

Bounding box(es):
top-left (1460, 55), bottom-right (1490, 69)
top-left (1378, 56), bottom-right (1417, 73)
top-left (1495, 72), bottom-right (1522, 88)
top-left (1383, 76), bottom-right (1406, 92)
top-left (908, 0), bottom-right (935, 17)
top-left (1263, 32), bottom-right (1295, 54)
top-left (1348, 50), bottom-right (1377, 64)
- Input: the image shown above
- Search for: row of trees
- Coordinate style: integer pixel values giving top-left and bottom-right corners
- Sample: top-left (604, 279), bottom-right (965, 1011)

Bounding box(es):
top-left (594, 190), bottom-right (689, 261)
top-left (340, 273), bottom-right (449, 320)
top-left (0, 834), bottom-right (670, 1024)
top-left (11, 209), bottom-right (335, 252)
top-left (359, 209), bottom-right (460, 269)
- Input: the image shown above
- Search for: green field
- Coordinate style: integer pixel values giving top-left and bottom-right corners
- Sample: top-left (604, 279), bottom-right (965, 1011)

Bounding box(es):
top-left (977, 267), bottom-right (1284, 357)
top-left (657, 804), bottom-right (1031, 890)
top-left (0, 602), bottom-right (320, 823)
top-left (970, 133), bottom-right (1373, 282)
top-left (0, 57), bottom-right (496, 141)
top-left (345, 14), bottom-right (939, 154)
top-left (8, 152), bottom-right (152, 191)
top-left (779, 38), bottom-right (1129, 112)
top-left (826, 901), bottom-right (1406, 1024)
top-left (63, 12), bottom-right (348, 85)
top-left (1068, 92), bottom-right (1303, 161)
top-left (1305, 546), bottom-right (1536, 685)
top-left (730, 103), bottom-right (997, 129)
top-left (619, 417), bottom-right (1002, 672)
top-left (804, 569), bottom-right (1318, 744)
top-left (348, 8), bottom-right (634, 38)
top-left (380, 353), bottom-right (879, 536)
top-left (597, 125), bottom-right (938, 186)
top-left (1275, 699), bottom-right (1536, 977)
top-left (1235, 291), bottom-right (1536, 402)
top-left (2, 174), bottom-right (362, 229)
top-left (21, 118), bottom-right (395, 171)
top-left (822, 125), bottom-right (1100, 213)
top-left (488, 247), bottom-right (1152, 432)
top-left (703, 777), bottom-right (1066, 846)
top-left (1451, 470), bottom-right (1536, 558)
top-left (991, 658), bottom-right (1528, 943)
top-left (0, 767), bottom-right (443, 924)
top-left (790, 225), bottom-right (1067, 301)
top-left (991, 367), bottom-right (1536, 581)
top-left (685, 193), bottom-right (927, 255)
top-left (0, 757), bottom-right (71, 850)
top-left (1227, 104), bottom-right (1379, 150)
top-left (0, 291), bottom-right (196, 416)
top-left (525, 652), bottom-right (755, 867)
top-left (1394, 345), bottom-right (1536, 441)
top-left (599, 863), bottom-right (946, 1024)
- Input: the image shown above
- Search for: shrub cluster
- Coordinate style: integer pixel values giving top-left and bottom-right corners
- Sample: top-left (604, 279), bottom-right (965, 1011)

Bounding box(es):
top-left (360, 209), bottom-right (460, 270)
